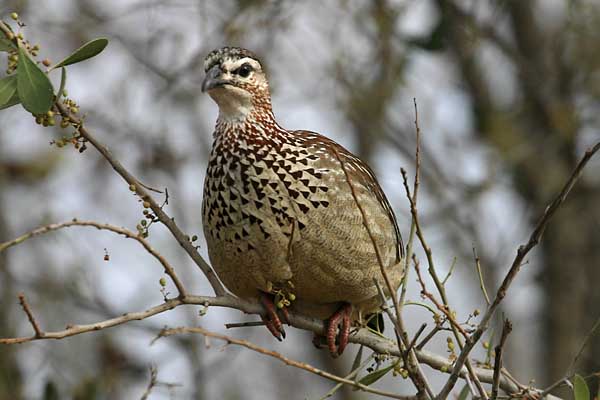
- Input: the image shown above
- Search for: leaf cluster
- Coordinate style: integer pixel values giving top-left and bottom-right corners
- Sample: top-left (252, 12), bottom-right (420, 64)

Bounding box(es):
top-left (0, 22), bottom-right (107, 114)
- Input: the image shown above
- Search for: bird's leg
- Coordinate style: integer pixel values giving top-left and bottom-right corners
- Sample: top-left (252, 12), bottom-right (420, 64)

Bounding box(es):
top-left (259, 292), bottom-right (289, 341)
top-left (326, 303), bottom-right (353, 357)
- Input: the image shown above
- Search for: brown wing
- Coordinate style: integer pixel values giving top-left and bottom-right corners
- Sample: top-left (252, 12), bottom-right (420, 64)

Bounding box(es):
top-left (295, 131), bottom-right (404, 262)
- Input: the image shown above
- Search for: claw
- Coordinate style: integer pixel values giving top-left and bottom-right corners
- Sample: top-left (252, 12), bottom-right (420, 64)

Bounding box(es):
top-left (260, 292), bottom-right (287, 340)
top-left (325, 303), bottom-right (353, 357)
top-left (261, 314), bottom-right (284, 341)
top-left (338, 306), bottom-right (351, 354)
top-left (312, 333), bottom-right (325, 349)
top-left (279, 306), bottom-right (290, 325)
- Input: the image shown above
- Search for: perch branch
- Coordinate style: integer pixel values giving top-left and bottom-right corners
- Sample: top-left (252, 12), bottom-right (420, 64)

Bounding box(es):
top-left (0, 291), bottom-right (561, 399)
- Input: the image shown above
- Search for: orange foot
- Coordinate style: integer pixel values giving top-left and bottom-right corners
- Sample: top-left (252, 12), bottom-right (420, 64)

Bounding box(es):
top-left (324, 303), bottom-right (353, 357)
top-left (260, 292), bottom-right (289, 341)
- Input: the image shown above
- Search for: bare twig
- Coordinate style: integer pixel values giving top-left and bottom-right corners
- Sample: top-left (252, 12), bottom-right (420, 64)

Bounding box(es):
top-left (0, 219), bottom-right (187, 297)
top-left (541, 313), bottom-right (600, 398)
top-left (491, 319), bottom-right (513, 400)
top-left (413, 257), bottom-right (469, 338)
top-left (407, 323), bottom-right (428, 353)
top-left (436, 142), bottom-right (600, 400)
top-left (139, 365), bottom-right (181, 399)
top-left (18, 293), bottom-right (43, 338)
top-left (473, 247), bottom-right (491, 305)
top-left (373, 280), bottom-right (435, 400)
top-left (319, 353), bottom-right (376, 399)
top-left (540, 378), bottom-right (571, 399)
top-left (567, 314), bottom-right (600, 376)
top-left (417, 324), bottom-right (443, 350)
top-left (158, 326), bottom-right (416, 400)
top-left (399, 98), bottom-right (422, 309)
top-left (0, 290), bottom-right (554, 398)
top-left (333, 146), bottom-right (434, 399)
top-left (140, 366), bottom-right (158, 400)
top-left (225, 321), bottom-right (265, 329)
top-left (441, 257), bottom-right (457, 286)
top-left (401, 168), bottom-right (488, 399)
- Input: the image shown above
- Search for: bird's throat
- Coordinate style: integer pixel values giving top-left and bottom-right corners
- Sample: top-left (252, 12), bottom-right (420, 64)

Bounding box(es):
top-left (209, 87), bottom-right (255, 124)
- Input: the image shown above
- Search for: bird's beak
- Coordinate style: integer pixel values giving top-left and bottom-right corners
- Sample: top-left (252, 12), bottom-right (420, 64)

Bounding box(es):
top-left (202, 65), bottom-right (226, 92)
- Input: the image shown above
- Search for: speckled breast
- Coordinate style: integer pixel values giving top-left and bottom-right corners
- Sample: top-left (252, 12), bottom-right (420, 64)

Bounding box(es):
top-left (202, 125), bottom-right (402, 308)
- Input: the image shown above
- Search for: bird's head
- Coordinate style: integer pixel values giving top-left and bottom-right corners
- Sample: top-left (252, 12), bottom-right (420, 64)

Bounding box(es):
top-left (202, 47), bottom-right (271, 122)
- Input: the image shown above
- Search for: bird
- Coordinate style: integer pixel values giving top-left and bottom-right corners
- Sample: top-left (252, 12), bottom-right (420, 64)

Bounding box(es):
top-left (201, 46), bottom-right (404, 356)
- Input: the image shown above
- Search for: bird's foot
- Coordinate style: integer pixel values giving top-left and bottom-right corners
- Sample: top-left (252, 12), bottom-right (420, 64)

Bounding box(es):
top-left (260, 292), bottom-right (289, 341)
top-left (325, 303), bottom-right (353, 357)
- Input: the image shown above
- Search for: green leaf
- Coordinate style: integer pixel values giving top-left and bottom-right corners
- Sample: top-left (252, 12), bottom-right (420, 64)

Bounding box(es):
top-left (358, 363), bottom-right (395, 386)
top-left (457, 384), bottom-right (470, 400)
top-left (0, 37), bottom-right (15, 52)
top-left (16, 46), bottom-right (54, 114)
top-left (0, 89), bottom-right (20, 110)
top-left (57, 67), bottom-right (67, 97)
top-left (574, 375), bottom-right (590, 400)
top-left (0, 75), bottom-right (17, 106)
top-left (350, 345), bottom-right (364, 373)
top-left (53, 38), bottom-right (108, 69)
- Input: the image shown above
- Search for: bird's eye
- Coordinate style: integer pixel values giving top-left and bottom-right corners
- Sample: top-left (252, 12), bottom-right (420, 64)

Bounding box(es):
top-left (235, 63), bottom-right (253, 78)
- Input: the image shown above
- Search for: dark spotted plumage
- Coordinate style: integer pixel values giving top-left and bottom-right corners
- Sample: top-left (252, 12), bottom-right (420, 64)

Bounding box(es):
top-left (201, 47), bottom-right (404, 341)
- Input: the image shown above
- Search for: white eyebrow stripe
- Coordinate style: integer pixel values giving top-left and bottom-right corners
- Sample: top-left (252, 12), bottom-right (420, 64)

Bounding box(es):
top-left (223, 57), bottom-right (261, 72)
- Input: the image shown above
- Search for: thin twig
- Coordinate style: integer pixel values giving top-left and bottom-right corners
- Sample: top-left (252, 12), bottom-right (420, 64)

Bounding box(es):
top-left (491, 319), bottom-right (513, 400)
top-left (473, 247), bottom-right (491, 305)
top-left (567, 314), bottom-right (600, 376)
top-left (225, 321), bottom-right (265, 329)
top-left (417, 324), bottom-right (443, 350)
top-left (373, 280), bottom-right (435, 400)
top-left (158, 326), bottom-right (416, 400)
top-left (0, 291), bottom-right (553, 398)
top-left (332, 146), bottom-right (434, 399)
top-left (539, 378), bottom-right (571, 399)
top-left (400, 98), bottom-right (422, 308)
top-left (54, 102), bottom-right (226, 296)
top-left (540, 313), bottom-right (600, 398)
top-left (18, 293), bottom-right (43, 338)
top-left (441, 257), bottom-right (457, 286)
top-left (0, 219), bottom-right (187, 297)
top-left (407, 323), bottom-right (428, 353)
top-left (139, 365), bottom-right (181, 399)
top-left (319, 353), bottom-right (376, 399)
top-left (140, 366), bottom-right (158, 400)
top-left (401, 168), bottom-right (488, 400)
top-left (413, 257), bottom-right (469, 338)
top-left (436, 142), bottom-right (600, 400)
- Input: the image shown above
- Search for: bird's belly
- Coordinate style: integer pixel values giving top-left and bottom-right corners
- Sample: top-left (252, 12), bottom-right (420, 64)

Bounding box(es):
top-left (204, 229), bottom-right (293, 298)
top-left (287, 202), bottom-right (402, 308)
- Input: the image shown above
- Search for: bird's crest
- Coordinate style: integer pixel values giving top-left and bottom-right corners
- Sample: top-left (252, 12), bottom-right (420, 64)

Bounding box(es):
top-left (204, 47), bottom-right (261, 72)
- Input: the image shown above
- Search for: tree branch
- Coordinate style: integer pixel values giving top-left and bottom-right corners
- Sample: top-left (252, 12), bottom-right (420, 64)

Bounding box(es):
top-left (54, 102), bottom-right (226, 296)
top-left (157, 326), bottom-right (417, 400)
top-left (0, 219), bottom-right (187, 297)
top-left (491, 319), bottom-right (513, 400)
top-left (1, 290), bottom-right (551, 397)
top-left (436, 141), bottom-right (600, 400)
top-left (18, 293), bottom-right (43, 338)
